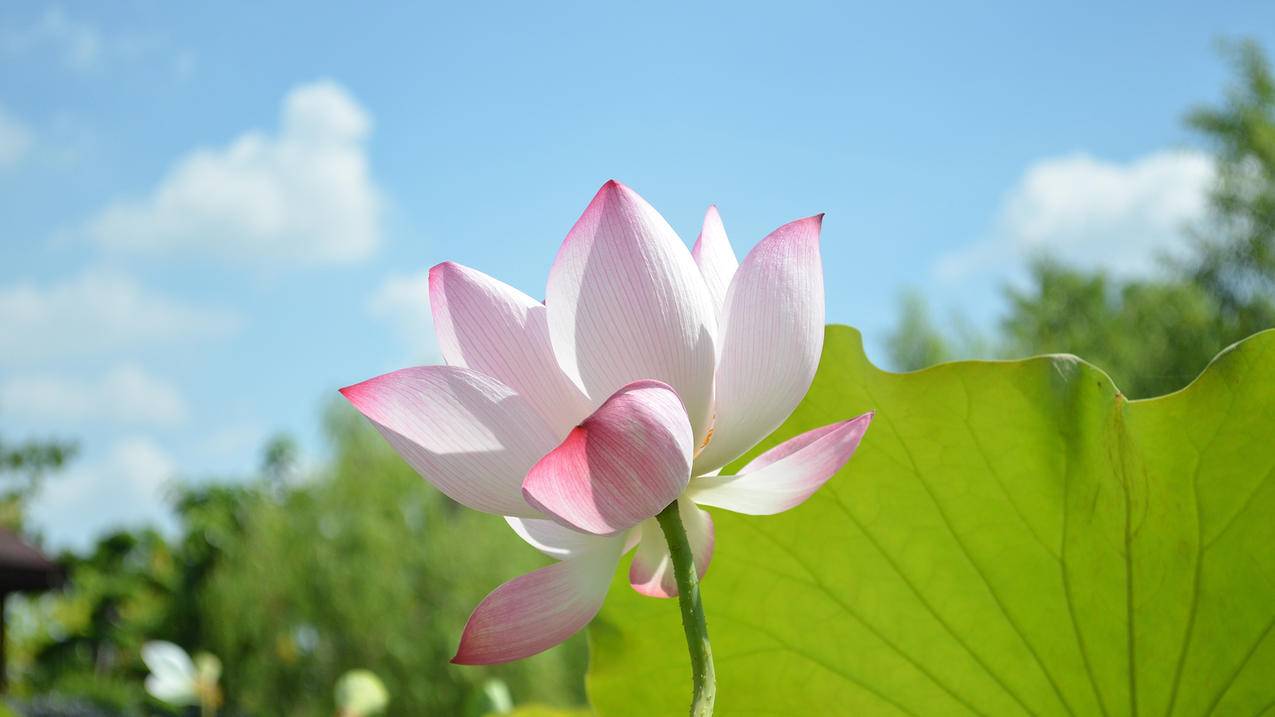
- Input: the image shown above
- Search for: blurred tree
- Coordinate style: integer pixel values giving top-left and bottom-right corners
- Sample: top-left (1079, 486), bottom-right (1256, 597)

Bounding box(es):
top-left (16, 410), bottom-right (589, 715)
top-left (17, 529), bottom-right (174, 713)
top-left (885, 291), bottom-right (954, 371)
top-left (1185, 39), bottom-right (1275, 331)
top-left (0, 437), bottom-right (76, 532)
top-left (200, 404), bottom-right (588, 716)
top-left (1000, 261), bottom-right (1228, 397)
top-left (259, 435), bottom-right (298, 486)
top-left (884, 290), bottom-right (990, 371)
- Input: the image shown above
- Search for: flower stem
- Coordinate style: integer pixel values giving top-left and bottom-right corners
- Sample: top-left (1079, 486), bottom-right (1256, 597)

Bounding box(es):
top-left (655, 500), bottom-right (716, 717)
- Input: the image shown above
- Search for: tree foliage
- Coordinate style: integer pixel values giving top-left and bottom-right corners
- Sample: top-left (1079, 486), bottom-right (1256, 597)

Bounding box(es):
top-left (14, 408), bottom-right (588, 715)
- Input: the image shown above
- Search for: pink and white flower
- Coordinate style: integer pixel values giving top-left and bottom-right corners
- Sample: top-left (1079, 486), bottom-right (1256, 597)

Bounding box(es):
top-left (341, 181), bottom-right (872, 665)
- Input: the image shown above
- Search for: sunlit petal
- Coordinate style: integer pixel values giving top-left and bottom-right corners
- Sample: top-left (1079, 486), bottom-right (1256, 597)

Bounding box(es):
top-left (693, 215), bottom-right (825, 474)
top-left (430, 261), bottom-right (592, 435)
top-left (341, 366), bottom-right (558, 517)
top-left (689, 413), bottom-right (872, 514)
top-left (546, 180), bottom-right (718, 445)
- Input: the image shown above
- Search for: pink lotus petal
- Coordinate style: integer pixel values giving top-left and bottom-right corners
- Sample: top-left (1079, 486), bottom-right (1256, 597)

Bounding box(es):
top-left (691, 205), bottom-right (738, 320)
top-left (545, 180), bottom-right (719, 447)
top-left (451, 536), bottom-right (624, 665)
top-left (340, 366), bottom-right (558, 517)
top-left (522, 380), bottom-right (693, 535)
top-left (430, 261), bottom-right (592, 437)
top-left (628, 498), bottom-right (714, 598)
top-left (738, 420), bottom-right (845, 472)
top-left (688, 412), bottom-right (872, 515)
top-left (693, 215), bottom-right (826, 475)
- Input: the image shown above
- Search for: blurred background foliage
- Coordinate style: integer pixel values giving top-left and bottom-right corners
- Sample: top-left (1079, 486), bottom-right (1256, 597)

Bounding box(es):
top-left (2, 407), bottom-right (587, 715)
top-left (886, 40), bottom-right (1275, 398)
top-left (0, 39), bottom-right (1270, 717)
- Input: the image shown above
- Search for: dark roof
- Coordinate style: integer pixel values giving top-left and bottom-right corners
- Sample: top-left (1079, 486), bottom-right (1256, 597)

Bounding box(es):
top-left (0, 529), bottom-right (63, 593)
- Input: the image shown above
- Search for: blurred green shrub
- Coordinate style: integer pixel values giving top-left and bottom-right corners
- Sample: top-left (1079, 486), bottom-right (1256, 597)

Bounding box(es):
top-left (12, 404), bottom-right (588, 715)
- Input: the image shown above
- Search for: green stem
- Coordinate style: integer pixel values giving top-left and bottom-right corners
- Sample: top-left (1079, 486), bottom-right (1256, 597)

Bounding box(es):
top-left (655, 500), bottom-right (716, 717)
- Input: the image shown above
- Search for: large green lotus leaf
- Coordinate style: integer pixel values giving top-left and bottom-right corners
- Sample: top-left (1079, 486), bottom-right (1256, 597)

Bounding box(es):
top-left (586, 326), bottom-right (1275, 716)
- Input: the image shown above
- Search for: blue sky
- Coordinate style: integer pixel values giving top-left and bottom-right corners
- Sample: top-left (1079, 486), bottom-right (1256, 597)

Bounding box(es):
top-left (3, 0), bottom-right (1273, 548)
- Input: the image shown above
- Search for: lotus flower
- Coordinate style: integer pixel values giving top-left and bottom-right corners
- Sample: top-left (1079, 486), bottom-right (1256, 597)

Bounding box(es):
top-left (141, 641), bottom-right (222, 711)
top-left (335, 669), bottom-right (390, 716)
top-left (341, 181), bottom-right (872, 665)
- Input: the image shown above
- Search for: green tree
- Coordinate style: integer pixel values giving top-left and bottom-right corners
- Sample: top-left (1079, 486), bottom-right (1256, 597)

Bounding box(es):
top-left (885, 290), bottom-right (954, 371)
top-left (1185, 39), bottom-right (1275, 330)
top-left (884, 290), bottom-right (990, 371)
top-left (198, 404), bottom-right (588, 716)
top-left (18, 410), bottom-right (589, 715)
top-left (19, 529), bottom-right (174, 713)
top-left (0, 436), bottom-right (76, 532)
top-left (999, 261), bottom-right (1228, 397)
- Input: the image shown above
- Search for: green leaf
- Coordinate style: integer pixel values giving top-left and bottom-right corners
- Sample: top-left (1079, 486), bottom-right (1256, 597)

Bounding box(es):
top-left (587, 326), bottom-right (1275, 715)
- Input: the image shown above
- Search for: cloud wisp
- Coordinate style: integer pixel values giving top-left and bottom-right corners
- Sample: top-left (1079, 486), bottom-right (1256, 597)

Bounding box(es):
top-left (1, 5), bottom-right (195, 77)
top-left (0, 104), bottom-right (32, 168)
top-left (0, 269), bottom-right (240, 365)
top-left (86, 81), bottom-right (384, 265)
top-left (936, 149), bottom-right (1215, 282)
top-left (0, 365), bottom-right (188, 427)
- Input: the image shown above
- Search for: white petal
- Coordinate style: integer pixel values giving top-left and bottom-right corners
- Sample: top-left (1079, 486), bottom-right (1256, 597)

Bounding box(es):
top-left (546, 180), bottom-right (719, 445)
top-left (691, 205), bottom-right (738, 320)
top-left (506, 516), bottom-right (615, 560)
top-left (693, 215), bottom-right (825, 474)
top-left (688, 413), bottom-right (871, 514)
top-left (341, 366), bottom-right (558, 517)
top-left (430, 261), bottom-right (592, 436)
top-left (141, 641), bottom-right (196, 685)
top-left (145, 675), bottom-right (199, 705)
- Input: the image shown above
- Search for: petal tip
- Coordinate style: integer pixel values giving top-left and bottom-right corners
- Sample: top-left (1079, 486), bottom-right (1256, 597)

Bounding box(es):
top-left (597, 178), bottom-right (630, 199)
top-left (427, 260), bottom-right (453, 282)
top-left (429, 260), bottom-right (470, 292)
top-left (337, 380), bottom-right (365, 404)
top-left (427, 262), bottom-right (453, 319)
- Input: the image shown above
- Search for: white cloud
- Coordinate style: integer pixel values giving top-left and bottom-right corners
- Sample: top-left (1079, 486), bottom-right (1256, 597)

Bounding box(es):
top-left (0, 104), bottom-right (32, 168)
top-left (86, 81), bottom-right (384, 265)
top-left (1, 5), bottom-right (103, 72)
top-left (936, 150), bottom-right (1215, 281)
top-left (28, 436), bottom-right (178, 550)
top-left (0, 269), bottom-right (240, 364)
top-left (2, 5), bottom-right (193, 76)
top-left (369, 271), bottom-right (437, 361)
top-left (0, 365), bottom-right (187, 426)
